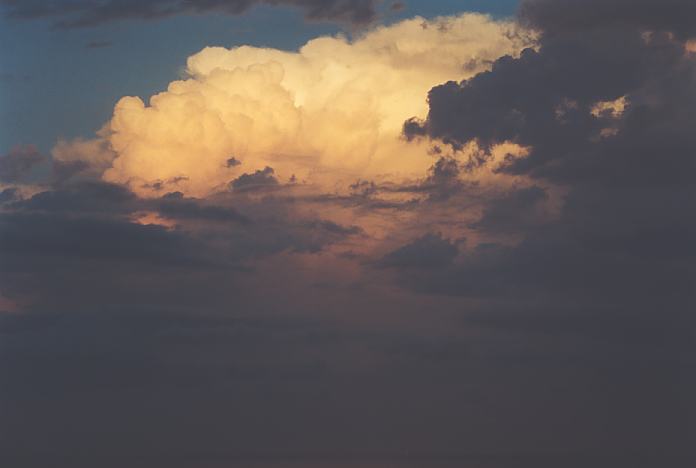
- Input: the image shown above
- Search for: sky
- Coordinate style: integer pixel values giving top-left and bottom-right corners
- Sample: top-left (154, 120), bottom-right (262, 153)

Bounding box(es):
top-left (0, 1), bottom-right (695, 467)
top-left (0, 0), bottom-right (519, 153)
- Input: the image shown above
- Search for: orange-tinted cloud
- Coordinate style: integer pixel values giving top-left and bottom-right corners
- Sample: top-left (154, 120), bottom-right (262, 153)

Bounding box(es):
top-left (96, 14), bottom-right (535, 197)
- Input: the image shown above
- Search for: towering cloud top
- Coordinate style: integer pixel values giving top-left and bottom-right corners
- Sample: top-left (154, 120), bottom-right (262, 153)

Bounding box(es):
top-left (97, 14), bottom-right (534, 196)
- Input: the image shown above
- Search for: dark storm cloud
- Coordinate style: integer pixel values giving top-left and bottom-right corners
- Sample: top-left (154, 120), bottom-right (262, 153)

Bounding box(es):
top-left (396, 2), bottom-right (696, 458)
top-left (404, 30), bottom-right (682, 158)
top-left (401, 0), bottom-right (696, 302)
top-left (519, 0), bottom-right (696, 40)
top-left (0, 0), bottom-right (378, 27)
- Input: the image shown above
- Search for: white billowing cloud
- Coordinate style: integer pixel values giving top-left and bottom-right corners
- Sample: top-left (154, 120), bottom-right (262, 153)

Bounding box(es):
top-left (101, 14), bottom-right (536, 197)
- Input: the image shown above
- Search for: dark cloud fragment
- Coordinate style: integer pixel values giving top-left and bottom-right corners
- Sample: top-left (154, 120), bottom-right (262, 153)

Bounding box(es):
top-left (12, 180), bottom-right (136, 214)
top-left (141, 176), bottom-right (188, 192)
top-left (155, 191), bottom-right (250, 223)
top-left (472, 185), bottom-right (548, 234)
top-left (0, 144), bottom-right (46, 183)
top-left (379, 233), bottom-right (458, 269)
top-left (0, 188), bottom-right (18, 203)
top-left (225, 157), bottom-right (241, 168)
top-left (85, 39), bottom-right (112, 48)
top-left (305, 219), bottom-right (362, 236)
top-left (0, 0), bottom-right (379, 28)
top-left (519, 0), bottom-right (696, 40)
top-left (389, 1), bottom-right (404, 12)
top-left (419, 156), bottom-right (463, 201)
top-left (230, 166), bottom-right (279, 192)
top-left (0, 211), bottom-right (211, 267)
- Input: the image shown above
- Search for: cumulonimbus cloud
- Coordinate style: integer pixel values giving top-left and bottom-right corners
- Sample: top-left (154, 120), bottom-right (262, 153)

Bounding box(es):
top-left (83, 14), bottom-right (535, 197)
